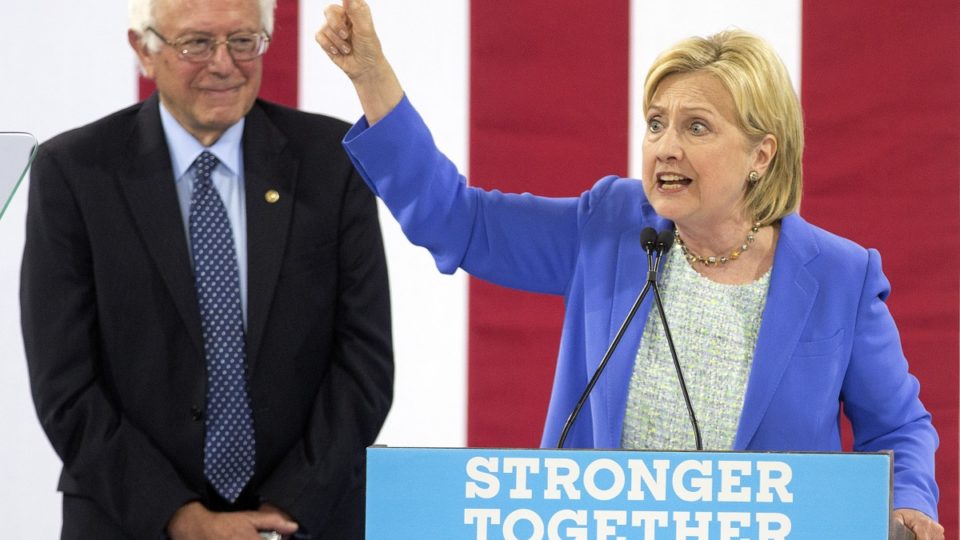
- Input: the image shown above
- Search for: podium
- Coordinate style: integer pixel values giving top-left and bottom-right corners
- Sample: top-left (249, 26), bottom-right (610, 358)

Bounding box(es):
top-left (0, 132), bottom-right (38, 221)
top-left (367, 447), bottom-right (915, 539)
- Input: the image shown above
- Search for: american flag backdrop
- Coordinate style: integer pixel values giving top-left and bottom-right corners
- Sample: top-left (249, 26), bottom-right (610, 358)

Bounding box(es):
top-left (0, 0), bottom-right (956, 536)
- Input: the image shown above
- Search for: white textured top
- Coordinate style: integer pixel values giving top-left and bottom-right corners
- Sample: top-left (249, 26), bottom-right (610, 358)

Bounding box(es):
top-left (621, 244), bottom-right (771, 450)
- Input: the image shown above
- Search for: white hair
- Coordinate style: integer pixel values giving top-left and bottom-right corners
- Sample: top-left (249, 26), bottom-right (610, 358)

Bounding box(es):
top-left (129, 0), bottom-right (277, 52)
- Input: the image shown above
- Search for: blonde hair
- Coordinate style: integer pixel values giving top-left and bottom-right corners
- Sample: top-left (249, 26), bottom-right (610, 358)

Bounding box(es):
top-left (644, 30), bottom-right (804, 224)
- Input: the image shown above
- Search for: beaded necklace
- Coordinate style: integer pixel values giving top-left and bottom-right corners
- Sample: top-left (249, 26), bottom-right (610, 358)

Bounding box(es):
top-left (675, 222), bottom-right (761, 267)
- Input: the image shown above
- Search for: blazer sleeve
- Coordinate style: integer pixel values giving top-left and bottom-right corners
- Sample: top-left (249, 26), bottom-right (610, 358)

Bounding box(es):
top-left (343, 95), bottom-right (583, 296)
top-left (20, 143), bottom-right (198, 537)
top-left (842, 248), bottom-right (939, 519)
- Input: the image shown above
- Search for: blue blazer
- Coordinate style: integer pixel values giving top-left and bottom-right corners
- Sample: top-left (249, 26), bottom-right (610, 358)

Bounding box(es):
top-left (344, 96), bottom-right (939, 518)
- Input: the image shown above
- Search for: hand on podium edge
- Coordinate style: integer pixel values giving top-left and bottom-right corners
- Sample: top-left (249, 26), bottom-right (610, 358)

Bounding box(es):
top-left (893, 507), bottom-right (942, 540)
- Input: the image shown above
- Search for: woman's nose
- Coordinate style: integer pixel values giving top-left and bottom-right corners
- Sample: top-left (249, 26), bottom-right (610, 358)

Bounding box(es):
top-left (655, 128), bottom-right (683, 162)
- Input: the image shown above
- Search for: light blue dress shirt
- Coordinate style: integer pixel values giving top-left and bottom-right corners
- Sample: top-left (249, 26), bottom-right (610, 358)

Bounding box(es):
top-left (159, 103), bottom-right (248, 324)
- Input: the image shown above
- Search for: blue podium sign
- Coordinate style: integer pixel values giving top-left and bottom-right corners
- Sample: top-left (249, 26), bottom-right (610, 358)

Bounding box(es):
top-left (367, 447), bottom-right (891, 539)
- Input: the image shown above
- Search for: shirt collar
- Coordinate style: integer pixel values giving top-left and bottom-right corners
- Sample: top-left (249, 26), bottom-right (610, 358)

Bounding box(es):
top-left (158, 101), bottom-right (245, 182)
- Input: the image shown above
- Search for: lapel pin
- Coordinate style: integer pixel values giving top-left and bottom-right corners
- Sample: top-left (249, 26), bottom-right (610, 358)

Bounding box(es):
top-left (265, 190), bottom-right (280, 203)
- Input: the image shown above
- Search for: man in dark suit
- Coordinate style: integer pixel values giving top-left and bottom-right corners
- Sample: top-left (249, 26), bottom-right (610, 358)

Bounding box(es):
top-left (19, 0), bottom-right (393, 538)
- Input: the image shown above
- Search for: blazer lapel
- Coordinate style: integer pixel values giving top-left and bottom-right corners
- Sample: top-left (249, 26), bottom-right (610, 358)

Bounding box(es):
top-left (119, 95), bottom-right (204, 355)
top-left (734, 214), bottom-right (820, 449)
top-left (241, 103), bottom-right (297, 371)
top-left (597, 219), bottom-right (669, 447)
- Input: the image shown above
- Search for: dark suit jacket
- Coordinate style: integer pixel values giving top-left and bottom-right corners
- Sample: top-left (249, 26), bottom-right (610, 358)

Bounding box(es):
top-left (21, 94), bottom-right (393, 539)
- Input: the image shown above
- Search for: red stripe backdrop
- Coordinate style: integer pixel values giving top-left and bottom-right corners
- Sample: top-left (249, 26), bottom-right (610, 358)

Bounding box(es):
top-left (261, 0), bottom-right (298, 107)
top-left (469, 0), bottom-right (958, 532)
top-left (467, 1), bottom-right (631, 448)
top-left (801, 0), bottom-right (959, 533)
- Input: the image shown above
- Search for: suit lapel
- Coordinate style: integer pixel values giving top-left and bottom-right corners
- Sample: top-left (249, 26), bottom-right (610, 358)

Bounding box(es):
top-left (598, 216), bottom-right (671, 448)
top-left (242, 103), bottom-right (297, 371)
top-left (119, 95), bottom-right (204, 355)
top-left (734, 214), bottom-right (820, 449)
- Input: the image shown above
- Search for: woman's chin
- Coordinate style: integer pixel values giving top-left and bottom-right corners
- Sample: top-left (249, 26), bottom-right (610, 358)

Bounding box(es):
top-left (648, 199), bottom-right (691, 224)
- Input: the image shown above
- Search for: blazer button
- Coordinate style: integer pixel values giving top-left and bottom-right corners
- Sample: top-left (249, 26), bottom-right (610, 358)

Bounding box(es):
top-left (190, 406), bottom-right (204, 421)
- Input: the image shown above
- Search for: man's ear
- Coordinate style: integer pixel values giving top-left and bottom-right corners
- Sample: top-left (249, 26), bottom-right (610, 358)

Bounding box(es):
top-left (128, 29), bottom-right (156, 79)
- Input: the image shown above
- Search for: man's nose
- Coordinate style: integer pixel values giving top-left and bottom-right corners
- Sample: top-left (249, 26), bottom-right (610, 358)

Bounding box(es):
top-left (206, 41), bottom-right (238, 73)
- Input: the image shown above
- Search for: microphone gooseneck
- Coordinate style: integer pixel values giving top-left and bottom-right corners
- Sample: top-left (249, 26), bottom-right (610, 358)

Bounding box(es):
top-left (556, 226), bottom-right (703, 451)
top-left (556, 227), bottom-right (658, 448)
top-left (651, 229), bottom-right (703, 450)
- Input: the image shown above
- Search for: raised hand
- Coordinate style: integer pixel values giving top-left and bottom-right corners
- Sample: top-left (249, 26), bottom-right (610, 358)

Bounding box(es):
top-left (316, 0), bottom-right (380, 79)
top-left (316, 0), bottom-right (403, 124)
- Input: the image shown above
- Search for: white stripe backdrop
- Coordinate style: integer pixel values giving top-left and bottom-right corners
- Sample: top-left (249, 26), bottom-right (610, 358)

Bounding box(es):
top-left (0, 1), bottom-right (803, 535)
top-left (1, 3), bottom-right (137, 536)
top-left (300, 0), bottom-right (471, 448)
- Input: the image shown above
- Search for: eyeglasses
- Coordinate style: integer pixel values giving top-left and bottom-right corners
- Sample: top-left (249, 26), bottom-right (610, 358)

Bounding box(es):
top-left (146, 27), bottom-right (271, 62)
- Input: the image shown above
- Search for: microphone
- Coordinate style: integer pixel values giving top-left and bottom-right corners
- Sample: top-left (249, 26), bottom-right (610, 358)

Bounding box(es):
top-left (649, 229), bottom-right (703, 450)
top-left (641, 227), bottom-right (658, 252)
top-left (556, 227), bottom-right (660, 448)
top-left (641, 227), bottom-right (659, 281)
top-left (556, 227), bottom-right (703, 451)
top-left (655, 229), bottom-right (674, 261)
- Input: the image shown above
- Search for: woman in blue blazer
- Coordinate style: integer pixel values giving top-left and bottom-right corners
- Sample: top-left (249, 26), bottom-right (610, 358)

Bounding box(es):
top-left (318, 1), bottom-right (942, 537)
